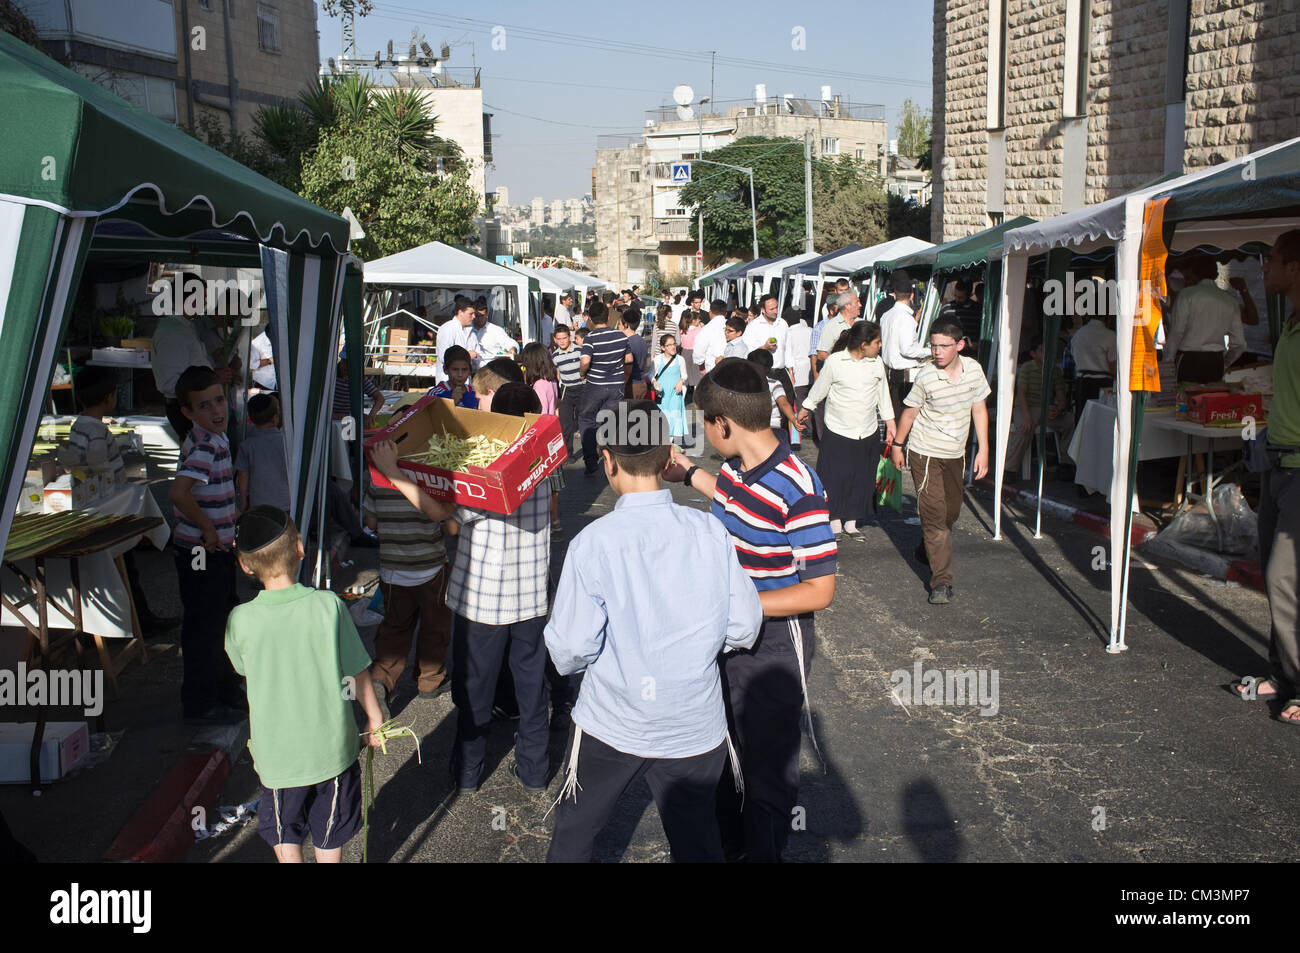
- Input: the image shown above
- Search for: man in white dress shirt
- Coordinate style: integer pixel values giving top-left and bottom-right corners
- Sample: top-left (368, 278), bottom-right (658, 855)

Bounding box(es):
top-left (435, 297), bottom-right (476, 385)
top-left (1164, 254), bottom-right (1247, 383)
top-left (741, 294), bottom-right (789, 368)
top-left (466, 301), bottom-right (519, 371)
top-left (554, 292), bottom-right (575, 331)
top-left (694, 299), bottom-right (731, 373)
top-left (880, 273), bottom-right (930, 422)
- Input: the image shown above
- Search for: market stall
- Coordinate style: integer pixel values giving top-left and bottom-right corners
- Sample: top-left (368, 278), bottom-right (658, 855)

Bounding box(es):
top-left (779, 243), bottom-right (862, 316)
top-left (995, 137), bottom-right (1300, 652)
top-left (809, 236), bottom-right (934, 322)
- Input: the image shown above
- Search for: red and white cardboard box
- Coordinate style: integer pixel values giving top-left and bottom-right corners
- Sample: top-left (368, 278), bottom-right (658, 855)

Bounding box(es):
top-left (0, 721), bottom-right (90, 784)
top-left (1188, 391), bottom-right (1264, 425)
top-left (365, 396), bottom-right (566, 515)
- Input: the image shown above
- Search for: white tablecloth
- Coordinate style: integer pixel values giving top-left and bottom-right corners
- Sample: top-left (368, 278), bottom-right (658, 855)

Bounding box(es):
top-left (1067, 401), bottom-right (1215, 502)
top-left (331, 418), bottom-right (353, 491)
top-left (1, 484), bottom-right (168, 640)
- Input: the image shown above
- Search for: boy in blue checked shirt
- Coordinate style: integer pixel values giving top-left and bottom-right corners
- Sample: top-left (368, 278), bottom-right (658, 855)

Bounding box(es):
top-left (545, 401), bottom-right (763, 863)
top-left (665, 358), bottom-right (837, 862)
top-left (369, 382), bottom-right (552, 794)
top-left (168, 365), bottom-right (245, 725)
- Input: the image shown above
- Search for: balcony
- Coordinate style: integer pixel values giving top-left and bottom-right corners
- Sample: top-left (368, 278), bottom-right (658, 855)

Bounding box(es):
top-left (655, 218), bottom-right (691, 237)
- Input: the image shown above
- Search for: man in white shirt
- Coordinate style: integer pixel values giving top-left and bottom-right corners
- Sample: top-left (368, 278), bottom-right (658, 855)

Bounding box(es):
top-left (816, 291), bottom-right (861, 362)
top-left (467, 306), bottom-right (520, 371)
top-left (880, 273), bottom-right (930, 421)
top-left (784, 314), bottom-right (813, 400)
top-left (249, 330), bottom-right (276, 393)
top-left (742, 294), bottom-right (789, 368)
top-left (1165, 254), bottom-right (1247, 383)
top-left (1068, 313), bottom-right (1118, 412)
top-left (435, 297), bottom-right (477, 385)
top-left (694, 300), bottom-right (731, 373)
top-left (554, 292), bottom-right (575, 331)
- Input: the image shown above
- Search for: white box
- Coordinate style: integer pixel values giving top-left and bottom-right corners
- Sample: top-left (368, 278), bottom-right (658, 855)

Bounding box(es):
top-left (0, 721), bottom-right (90, 783)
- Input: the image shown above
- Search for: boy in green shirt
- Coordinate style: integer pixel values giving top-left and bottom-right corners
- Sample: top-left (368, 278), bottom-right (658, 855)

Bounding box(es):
top-left (225, 506), bottom-right (384, 863)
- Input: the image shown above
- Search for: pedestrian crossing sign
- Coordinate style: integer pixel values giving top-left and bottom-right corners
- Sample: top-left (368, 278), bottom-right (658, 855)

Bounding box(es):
top-left (671, 162), bottom-right (691, 184)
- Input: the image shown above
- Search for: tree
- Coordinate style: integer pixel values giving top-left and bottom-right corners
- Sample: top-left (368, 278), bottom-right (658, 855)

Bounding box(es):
top-left (812, 155), bottom-right (889, 251)
top-left (678, 136), bottom-right (807, 259)
top-left (300, 113), bottom-right (479, 258)
top-left (897, 99), bottom-right (932, 163)
top-left (888, 194), bottom-right (932, 242)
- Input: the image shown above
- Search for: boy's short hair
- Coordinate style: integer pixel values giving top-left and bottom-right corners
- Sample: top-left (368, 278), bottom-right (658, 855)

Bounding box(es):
top-left (553, 325), bottom-right (571, 338)
top-left (724, 315), bottom-right (746, 334)
top-left (929, 319), bottom-right (965, 343)
top-left (619, 311), bottom-right (639, 331)
top-left (1026, 335), bottom-right (1044, 353)
top-left (247, 393), bottom-right (279, 426)
top-left (574, 328), bottom-right (588, 341)
top-left (695, 358), bottom-right (771, 432)
top-left (747, 348), bottom-right (774, 371)
top-left (176, 365), bottom-right (221, 409)
top-left (491, 381), bottom-right (541, 417)
top-left (748, 302), bottom-right (762, 317)
top-left (598, 400), bottom-right (671, 477)
top-left (74, 365), bottom-right (119, 410)
top-left (587, 300), bottom-right (608, 325)
top-left (709, 299), bottom-right (728, 316)
top-left (442, 344), bottom-right (471, 369)
top-left (235, 506), bottom-right (301, 581)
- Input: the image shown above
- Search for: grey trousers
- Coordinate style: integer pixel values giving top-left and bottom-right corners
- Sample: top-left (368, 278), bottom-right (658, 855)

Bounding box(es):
top-left (1258, 465), bottom-right (1300, 700)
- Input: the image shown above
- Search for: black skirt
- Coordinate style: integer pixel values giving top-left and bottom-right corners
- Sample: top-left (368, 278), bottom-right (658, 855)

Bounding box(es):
top-left (818, 424), bottom-right (882, 522)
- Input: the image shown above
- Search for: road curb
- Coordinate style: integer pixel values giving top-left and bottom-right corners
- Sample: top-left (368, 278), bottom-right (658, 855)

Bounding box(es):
top-left (103, 720), bottom-right (248, 863)
top-left (973, 478), bottom-right (1266, 593)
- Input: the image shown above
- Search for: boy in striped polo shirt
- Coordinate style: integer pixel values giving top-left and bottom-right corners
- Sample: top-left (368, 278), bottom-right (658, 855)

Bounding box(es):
top-left (577, 300), bottom-right (632, 476)
top-left (168, 365), bottom-right (244, 725)
top-left (666, 358), bottom-right (837, 862)
top-left (552, 325), bottom-right (583, 459)
top-left (888, 318), bottom-right (990, 606)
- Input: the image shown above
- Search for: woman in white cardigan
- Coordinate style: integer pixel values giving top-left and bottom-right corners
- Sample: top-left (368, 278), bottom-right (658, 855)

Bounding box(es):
top-left (797, 321), bottom-right (895, 539)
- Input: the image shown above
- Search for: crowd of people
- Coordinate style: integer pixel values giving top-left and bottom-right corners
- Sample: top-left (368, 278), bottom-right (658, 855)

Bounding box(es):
top-left (160, 237), bottom-right (1300, 864)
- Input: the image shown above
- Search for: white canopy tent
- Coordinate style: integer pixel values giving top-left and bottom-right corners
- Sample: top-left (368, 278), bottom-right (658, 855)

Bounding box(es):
top-left (753, 251), bottom-right (818, 303)
top-left (363, 240), bottom-right (535, 341)
top-left (799, 237), bottom-right (937, 324)
top-left (995, 137), bottom-right (1300, 654)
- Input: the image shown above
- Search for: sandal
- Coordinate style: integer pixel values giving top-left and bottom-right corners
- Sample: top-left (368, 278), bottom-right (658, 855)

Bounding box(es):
top-left (1229, 676), bottom-right (1280, 702)
top-left (1280, 703), bottom-right (1300, 727)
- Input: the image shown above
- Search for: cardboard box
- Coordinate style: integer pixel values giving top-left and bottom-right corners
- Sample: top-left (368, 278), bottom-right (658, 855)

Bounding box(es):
top-left (119, 337), bottom-right (151, 352)
top-left (42, 471), bottom-right (101, 512)
top-left (1175, 385), bottom-right (1230, 418)
top-left (0, 721), bottom-right (90, 784)
top-left (365, 396), bottom-right (565, 515)
top-left (388, 328), bottom-right (410, 363)
top-left (1188, 391), bottom-right (1263, 425)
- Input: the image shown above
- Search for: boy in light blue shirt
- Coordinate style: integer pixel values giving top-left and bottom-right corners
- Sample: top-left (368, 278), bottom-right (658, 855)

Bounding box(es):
top-left (545, 400), bottom-right (762, 863)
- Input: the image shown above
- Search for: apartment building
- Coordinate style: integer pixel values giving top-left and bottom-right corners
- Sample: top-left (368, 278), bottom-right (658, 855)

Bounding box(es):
top-left (932, 0), bottom-right (1300, 241)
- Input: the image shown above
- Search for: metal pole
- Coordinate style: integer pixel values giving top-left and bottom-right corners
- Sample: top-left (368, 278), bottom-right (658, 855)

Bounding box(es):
top-left (698, 110), bottom-right (705, 276)
top-left (804, 130), bottom-right (814, 254)
top-left (748, 168), bottom-right (759, 261)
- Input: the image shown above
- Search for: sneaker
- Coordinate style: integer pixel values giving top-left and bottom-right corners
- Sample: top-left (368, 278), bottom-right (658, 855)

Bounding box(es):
top-left (510, 762), bottom-right (546, 795)
top-left (928, 584), bottom-right (953, 605)
top-left (913, 543), bottom-right (930, 566)
top-left (418, 681), bottom-right (451, 700)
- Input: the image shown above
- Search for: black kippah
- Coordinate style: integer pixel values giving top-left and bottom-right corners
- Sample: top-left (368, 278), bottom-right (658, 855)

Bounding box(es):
top-left (597, 400), bottom-right (672, 456)
top-left (235, 506), bottom-right (291, 554)
top-left (708, 357), bottom-right (768, 395)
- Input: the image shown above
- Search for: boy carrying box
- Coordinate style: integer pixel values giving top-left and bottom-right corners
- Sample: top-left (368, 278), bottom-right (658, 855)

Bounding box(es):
top-left (546, 401), bottom-right (762, 863)
top-left (664, 358), bottom-right (837, 863)
top-left (225, 506), bottom-right (384, 863)
top-left (369, 381), bottom-right (553, 794)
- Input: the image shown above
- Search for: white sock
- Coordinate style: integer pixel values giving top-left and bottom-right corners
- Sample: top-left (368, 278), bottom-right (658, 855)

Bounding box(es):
top-left (830, 519), bottom-right (843, 535)
top-left (844, 520), bottom-right (858, 534)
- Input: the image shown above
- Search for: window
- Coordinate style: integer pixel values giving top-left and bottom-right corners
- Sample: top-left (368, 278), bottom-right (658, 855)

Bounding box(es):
top-left (629, 170), bottom-right (640, 183)
top-left (821, 137), bottom-right (840, 156)
top-left (1064, 0), bottom-right (1092, 118)
top-left (855, 147), bottom-right (866, 160)
top-left (630, 216), bottom-right (640, 231)
top-left (667, 207), bottom-right (686, 216)
top-left (257, 4), bottom-right (281, 53)
top-left (987, 0), bottom-right (1009, 129)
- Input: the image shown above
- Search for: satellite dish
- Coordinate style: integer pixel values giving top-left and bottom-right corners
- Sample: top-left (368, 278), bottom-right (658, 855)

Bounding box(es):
top-left (676, 105), bottom-right (694, 121)
top-left (672, 84), bottom-right (694, 107)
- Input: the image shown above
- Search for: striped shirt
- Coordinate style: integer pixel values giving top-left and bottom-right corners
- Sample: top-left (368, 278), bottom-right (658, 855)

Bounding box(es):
top-left (174, 425), bottom-right (237, 548)
top-left (332, 372), bottom-right (381, 418)
top-left (362, 486), bottom-right (446, 584)
top-left (68, 415), bottom-right (124, 480)
top-left (710, 441), bottom-right (837, 593)
top-left (580, 327), bottom-right (630, 386)
top-left (552, 345), bottom-right (584, 388)
top-left (904, 355), bottom-right (991, 460)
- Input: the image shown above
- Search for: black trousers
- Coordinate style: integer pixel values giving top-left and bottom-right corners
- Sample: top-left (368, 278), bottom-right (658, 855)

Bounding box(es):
top-left (174, 547), bottom-right (240, 716)
top-left (450, 613), bottom-right (550, 789)
top-left (548, 730), bottom-right (727, 863)
top-left (578, 382), bottom-right (625, 470)
top-left (717, 616), bottom-right (811, 862)
top-left (887, 368), bottom-right (911, 425)
top-left (1175, 350), bottom-right (1226, 385)
top-left (558, 383), bottom-right (584, 458)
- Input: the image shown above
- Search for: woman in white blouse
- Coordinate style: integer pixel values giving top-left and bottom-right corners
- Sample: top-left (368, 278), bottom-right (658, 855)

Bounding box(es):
top-left (797, 321), bottom-right (895, 539)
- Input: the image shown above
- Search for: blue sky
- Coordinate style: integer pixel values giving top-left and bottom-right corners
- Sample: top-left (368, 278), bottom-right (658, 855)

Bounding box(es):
top-left (316, 0), bottom-right (933, 203)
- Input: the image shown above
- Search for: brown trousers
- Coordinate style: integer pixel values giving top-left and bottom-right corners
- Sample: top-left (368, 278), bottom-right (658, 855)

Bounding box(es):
top-left (907, 451), bottom-right (966, 589)
top-left (371, 567), bottom-right (451, 693)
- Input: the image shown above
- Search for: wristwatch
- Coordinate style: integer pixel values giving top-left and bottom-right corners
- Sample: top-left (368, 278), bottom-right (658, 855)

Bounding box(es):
top-left (684, 465), bottom-right (700, 489)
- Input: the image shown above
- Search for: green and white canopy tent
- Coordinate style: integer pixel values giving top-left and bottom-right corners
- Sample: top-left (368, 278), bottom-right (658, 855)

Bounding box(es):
top-left (0, 30), bottom-right (357, 562)
top-left (804, 236), bottom-right (935, 324)
top-left (994, 137), bottom-right (1300, 652)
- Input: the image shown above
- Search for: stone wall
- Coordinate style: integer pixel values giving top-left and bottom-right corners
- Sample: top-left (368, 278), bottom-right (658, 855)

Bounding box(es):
top-left (1003, 0), bottom-right (1066, 221)
top-left (934, 0), bottom-right (992, 240)
top-left (594, 146), bottom-right (653, 286)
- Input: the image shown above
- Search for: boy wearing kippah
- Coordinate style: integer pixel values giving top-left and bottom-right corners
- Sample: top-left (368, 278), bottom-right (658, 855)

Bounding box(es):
top-left (225, 506), bottom-right (384, 863)
top-left (665, 358), bottom-right (837, 863)
top-left (546, 401), bottom-right (762, 862)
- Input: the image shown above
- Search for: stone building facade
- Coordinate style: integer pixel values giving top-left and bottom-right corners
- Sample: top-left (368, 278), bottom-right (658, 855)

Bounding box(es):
top-left (933, 0), bottom-right (1300, 242)
top-left (593, 142), bottom-right (656, 288)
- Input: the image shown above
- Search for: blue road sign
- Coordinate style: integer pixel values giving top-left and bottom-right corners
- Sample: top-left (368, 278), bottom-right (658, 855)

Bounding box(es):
top-left (671, 162), bottom-right (691, 185)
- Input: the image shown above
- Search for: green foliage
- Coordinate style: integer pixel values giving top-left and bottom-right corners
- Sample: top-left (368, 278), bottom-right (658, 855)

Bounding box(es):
top-left (300, 114), bottom-right (480, 258)
top-left (678, 136), bottom-right (806, 259)
top-left (888, 194), bottom-right (932, 242)
top-left (812, 156), bottom-right (889, 251)
top-left (897, 99), bottom-right (932, 163)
